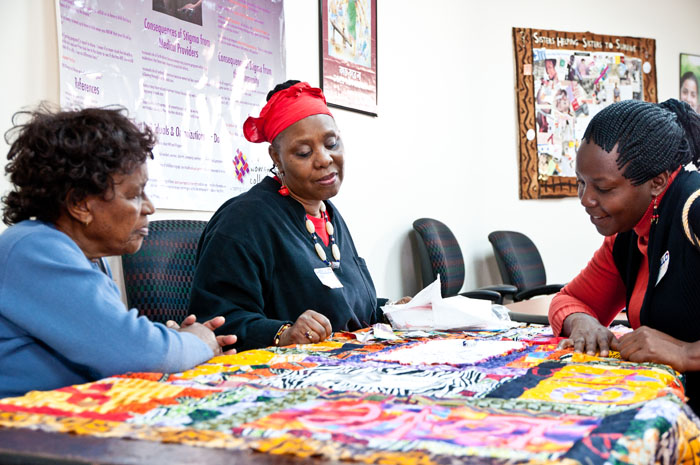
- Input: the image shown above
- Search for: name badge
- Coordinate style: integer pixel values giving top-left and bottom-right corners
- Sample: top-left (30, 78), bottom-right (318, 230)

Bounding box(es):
top-left (314, 267), bottom-right (344, 289)
top-left (656, 250), bottom-right (670, 286)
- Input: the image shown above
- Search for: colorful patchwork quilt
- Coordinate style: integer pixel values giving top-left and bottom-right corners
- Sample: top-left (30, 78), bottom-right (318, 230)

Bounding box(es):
top-left (0, 325), bottom-right (698, 464)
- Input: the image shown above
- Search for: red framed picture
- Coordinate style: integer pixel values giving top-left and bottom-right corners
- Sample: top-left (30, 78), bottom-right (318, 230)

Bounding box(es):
top-left (319, 0), bottom-right (377, 116)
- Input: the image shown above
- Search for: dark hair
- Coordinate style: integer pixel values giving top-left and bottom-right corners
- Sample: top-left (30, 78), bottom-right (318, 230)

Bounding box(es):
top-left (582, 98), bottom-right (700, 185)
top-left (2, 105), bottom-right (155, 225)
top-left (681, 71), bottom-right (699, 89)
top-left (266, 79), bottom-right (301, 101)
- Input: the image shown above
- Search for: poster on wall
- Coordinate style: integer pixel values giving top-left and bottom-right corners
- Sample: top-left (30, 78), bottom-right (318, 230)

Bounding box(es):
top-left (513, 28), bottom-right (657, 199)
top-left (680, 53), bottom-right (700, 113)
top-left (319, 0), bottom-right (377, 115)
top-left (57, 0), bottom-right (286, 211)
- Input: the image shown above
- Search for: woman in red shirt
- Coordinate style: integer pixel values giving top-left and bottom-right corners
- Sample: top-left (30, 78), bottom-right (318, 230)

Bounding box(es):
top-left (548, 98), bottom-right (700, 409)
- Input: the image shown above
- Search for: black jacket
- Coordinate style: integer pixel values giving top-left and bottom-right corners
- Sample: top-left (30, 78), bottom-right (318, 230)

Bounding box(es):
top-left (189, 176), bottom-right (383, 351)
top-left (612, 169), bottom-right (700, 411)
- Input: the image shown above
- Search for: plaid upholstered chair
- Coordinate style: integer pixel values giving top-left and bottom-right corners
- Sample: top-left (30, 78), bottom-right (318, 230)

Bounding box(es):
top-left (412, 218), bottom-right (515, 304)
top-left (487, 230), bottom-right (565, 302)
top-left (121, 219), bottom-right (207, 324)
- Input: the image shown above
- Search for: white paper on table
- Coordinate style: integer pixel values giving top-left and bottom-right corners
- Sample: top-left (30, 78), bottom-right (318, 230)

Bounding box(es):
top-left (382, 276), bottom-right (515, 331)
top-left (372, 323), bottom-right (400, 340)
top-left (433, 295), bottom-right (495, 330)
top-left (382, 275), bottom-right (442, 330)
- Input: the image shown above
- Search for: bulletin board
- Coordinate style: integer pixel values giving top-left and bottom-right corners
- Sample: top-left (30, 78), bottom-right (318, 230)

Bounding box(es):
top-left (513, 27), bottom-right (657, 199)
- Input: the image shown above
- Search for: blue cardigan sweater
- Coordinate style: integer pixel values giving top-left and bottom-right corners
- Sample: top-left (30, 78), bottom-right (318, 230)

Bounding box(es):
top-left (0, 220), bottom-right (213, 398)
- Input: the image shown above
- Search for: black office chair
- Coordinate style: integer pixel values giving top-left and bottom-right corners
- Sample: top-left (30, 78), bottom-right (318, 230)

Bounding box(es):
top-left (121, 219), bottom-right (208, 324)
top-left (487, 230), bottom-right (565, 302)
top-left (412, 218), bottom-right (516, 304)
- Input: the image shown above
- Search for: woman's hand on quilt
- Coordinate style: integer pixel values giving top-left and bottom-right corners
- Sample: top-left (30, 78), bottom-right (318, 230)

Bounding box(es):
top-left (279, 310), bottom-right (333, 346)
top-left (611, 326), bottom-right (689, 372)
top-left (167, 316), bottom-right (238, 356)
top-left (167, 314), bottom-right (227, 332)
top-left (166, 314), bottom-right (196, 329)
top-left (558, 312), bottom-right (617, 357)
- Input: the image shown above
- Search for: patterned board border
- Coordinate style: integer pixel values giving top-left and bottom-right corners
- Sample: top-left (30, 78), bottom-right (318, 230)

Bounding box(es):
top-left (512, 27), bottom-right (657, 199)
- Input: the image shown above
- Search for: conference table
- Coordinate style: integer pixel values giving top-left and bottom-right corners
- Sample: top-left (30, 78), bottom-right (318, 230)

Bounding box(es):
top-left (0, 317), bottom-right (697, 464)
top-left (505, 294), bottom-right (630, 326)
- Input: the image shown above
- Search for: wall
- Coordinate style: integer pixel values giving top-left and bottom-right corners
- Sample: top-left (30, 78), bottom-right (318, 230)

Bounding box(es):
top-left (3, 0), bottom-right (700, 301)
top-left (0, 1), bottom-right (59, 204)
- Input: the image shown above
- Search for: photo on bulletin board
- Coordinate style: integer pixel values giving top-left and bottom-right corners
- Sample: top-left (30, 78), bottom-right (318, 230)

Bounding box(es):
top-left (680, 53), bottom-right (700, 113)
top-left (152, 0), bottom-right (203, 25)
top-left (319, 0), bottom-right (377, 116)
top-left (513, 28), bottom-right (657, 199)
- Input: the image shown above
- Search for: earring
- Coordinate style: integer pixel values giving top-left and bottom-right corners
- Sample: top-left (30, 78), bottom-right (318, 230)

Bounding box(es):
top-left (651, 196), bottom-right (659, 224)
top-left (274, 165), bottom-right (289, 196)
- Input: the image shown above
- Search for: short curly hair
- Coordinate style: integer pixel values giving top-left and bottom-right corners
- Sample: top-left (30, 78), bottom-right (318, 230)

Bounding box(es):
top-left (3, 105), bottom-right (155, 225)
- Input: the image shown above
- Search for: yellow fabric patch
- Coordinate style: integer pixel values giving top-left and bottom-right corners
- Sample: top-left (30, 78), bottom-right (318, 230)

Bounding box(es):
top-left (519, 364), bottom-right (676, 404)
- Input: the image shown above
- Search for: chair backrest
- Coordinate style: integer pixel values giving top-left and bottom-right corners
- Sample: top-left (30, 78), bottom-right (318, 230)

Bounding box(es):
top-left (487, 230), bottom-right (547, 291)
top-left (122, 219), bottom-right (207, 324)
top-left (412, 218), bottom-right (465, 297)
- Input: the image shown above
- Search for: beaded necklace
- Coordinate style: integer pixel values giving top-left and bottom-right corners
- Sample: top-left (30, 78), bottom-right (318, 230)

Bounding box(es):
top-left (305, 201), bottom-right (340, 269)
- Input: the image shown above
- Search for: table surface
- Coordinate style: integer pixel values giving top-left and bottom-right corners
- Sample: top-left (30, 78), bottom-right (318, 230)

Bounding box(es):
top-left (0, 427), bottom-right (339, 465)
top-left (505, 294), bottom-right (630, 326)
top-left (0, 324), bottom-right (695, 464)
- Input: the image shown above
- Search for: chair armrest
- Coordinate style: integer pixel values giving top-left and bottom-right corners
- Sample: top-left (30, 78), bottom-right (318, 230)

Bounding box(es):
top-left (514, 284), bottom-right (565, 302)
top-left (459, 289), bottom-right (503, 304)
top-left (507, 311), bottom-right (549, 325)
top-left (479, 284), bottom-right (518, 298)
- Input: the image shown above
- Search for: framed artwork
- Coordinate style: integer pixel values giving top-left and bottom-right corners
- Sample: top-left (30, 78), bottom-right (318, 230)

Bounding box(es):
top-left (319, 0), bottom-right (377, 116)
top-left (513, 27), bottom-right (657, 199)
top-left (680, 53), bottom-right (700, 113)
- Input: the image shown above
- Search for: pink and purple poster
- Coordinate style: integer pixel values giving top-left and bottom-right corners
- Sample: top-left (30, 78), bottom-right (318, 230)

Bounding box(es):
top-left (57, 0), bottom-right (286, 210)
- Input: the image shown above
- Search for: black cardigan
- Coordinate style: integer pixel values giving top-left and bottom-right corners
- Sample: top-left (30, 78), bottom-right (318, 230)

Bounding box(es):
top-left (612, 169), bottom-right (700, 412)
top-left (188, 176), bottom-right (384, 351)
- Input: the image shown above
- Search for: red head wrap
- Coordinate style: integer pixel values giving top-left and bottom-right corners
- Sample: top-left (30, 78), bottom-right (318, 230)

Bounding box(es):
top-left (243, 82), bottom-right (334, 144)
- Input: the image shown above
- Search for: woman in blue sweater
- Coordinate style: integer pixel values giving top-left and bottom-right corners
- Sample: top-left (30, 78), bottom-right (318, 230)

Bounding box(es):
top-left (0, 106), bottom-right (237, 398)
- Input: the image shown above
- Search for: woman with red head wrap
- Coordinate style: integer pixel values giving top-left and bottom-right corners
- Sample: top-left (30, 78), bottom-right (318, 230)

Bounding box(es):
top-left (189, 81), bottom-right (406, 351)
